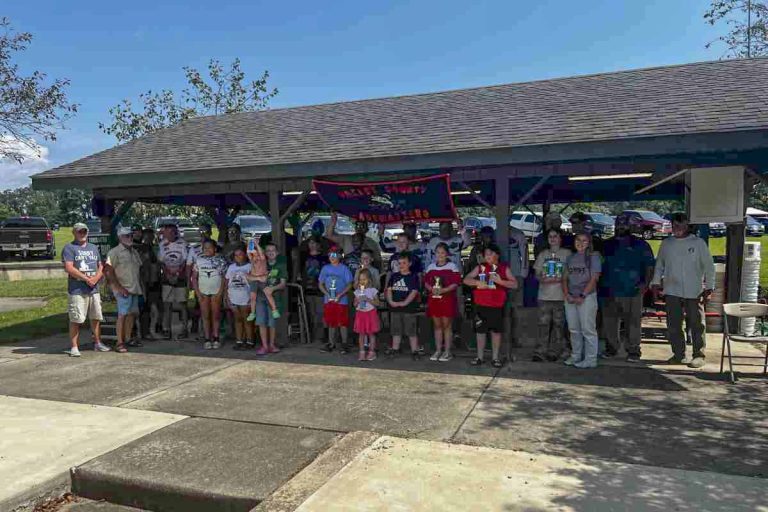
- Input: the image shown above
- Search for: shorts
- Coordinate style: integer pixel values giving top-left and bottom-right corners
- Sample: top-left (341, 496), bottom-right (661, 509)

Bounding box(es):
top-left (254, 296), bottom-right (276, 328)
top-left (323, 302), bottom-right (350, 328)
top-left (475, 305), bottom-right (504, 334)
top-left (162, 285), bottom-right (188, 304)
top-left (68, 293), bottom-right (104, 324)
top-left (390, 311), bottom-right (418, 337)
top-left (116, 293), bottom-right (140, 316)
top-left (249, 280), bottom-right (266, 295)
top-left (427, 295), bottom-right (457, 318)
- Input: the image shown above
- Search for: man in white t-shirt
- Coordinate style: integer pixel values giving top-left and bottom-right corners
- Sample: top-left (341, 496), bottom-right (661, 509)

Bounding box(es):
top-left (159, 221), bottom-right (189, 338)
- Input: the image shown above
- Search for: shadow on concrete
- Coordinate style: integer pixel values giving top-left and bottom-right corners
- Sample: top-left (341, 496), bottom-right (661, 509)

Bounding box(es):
top-left (457, 373), bottom-right (768, 479)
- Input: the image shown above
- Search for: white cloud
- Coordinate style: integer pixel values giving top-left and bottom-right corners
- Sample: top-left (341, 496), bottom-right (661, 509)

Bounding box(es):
top-left (0, 136), bottom-right (51, 191)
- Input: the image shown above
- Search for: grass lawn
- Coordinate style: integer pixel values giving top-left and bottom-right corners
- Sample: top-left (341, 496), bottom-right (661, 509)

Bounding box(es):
top-left (0, 278), bottom-right (69, 344)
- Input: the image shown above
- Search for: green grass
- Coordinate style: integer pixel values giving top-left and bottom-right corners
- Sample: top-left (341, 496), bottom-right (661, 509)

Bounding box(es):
top-left (0, 278), bottom-right (69, 343)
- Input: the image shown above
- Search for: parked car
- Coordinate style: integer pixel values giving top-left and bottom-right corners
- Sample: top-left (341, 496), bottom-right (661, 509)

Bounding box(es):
top-left (234, 215), bottom-right (273, 241)
top-left (583, 212), bottom-right (615, 239)
top-left (509, 212), bottom-right (571, 238)
top-left (708, 222), bottom-right (726, 237)
top-left (622, 210), bottom-right (671, 239)
top-left (464, 216), bottom-right (497, 242)
top-left (746, 215), bottom-right (765, 237)
top-left (300, 214), bottom-right (355, 239)
top-left (0, 216), bottom-right (55, 260)
top-left (751, 216), bottom-right (768, 230)
top-left (153, 217), bottom-right (202, 243)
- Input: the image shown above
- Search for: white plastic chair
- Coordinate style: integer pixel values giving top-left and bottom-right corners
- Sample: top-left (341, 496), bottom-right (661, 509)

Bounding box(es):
top-left (720, 303), bottom-right (768, 383)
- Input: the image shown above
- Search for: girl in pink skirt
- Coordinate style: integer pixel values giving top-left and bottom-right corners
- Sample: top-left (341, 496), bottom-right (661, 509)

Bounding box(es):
top-left (353, 269), bottom-right (381, 361)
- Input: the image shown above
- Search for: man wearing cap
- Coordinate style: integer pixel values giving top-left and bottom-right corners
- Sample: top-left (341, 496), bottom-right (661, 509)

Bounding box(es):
top-left (105, 227), bottom-right (144, 352)
top-left (600, 214), bottom-right (655, 362)
top-left (61, 223), bottom-right (109, 356)
top-left (651, 213), bottom-right (715, 369)
top-left (534, 212), bottom-right (563, 255)
top-left (379, 221), bottom-right (429, 273)
top-left (326, 212), bottom-right (381, 272)
top-left (159, 221), bottom-right (189, 338)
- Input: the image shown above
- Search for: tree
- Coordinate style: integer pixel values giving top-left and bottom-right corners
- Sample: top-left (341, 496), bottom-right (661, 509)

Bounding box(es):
top-left (705, 1), bottom-right (768, 57)
top-left (99, 58), bottom-right (277, 143)
top-left (0, 17), bottom-right (77, 163)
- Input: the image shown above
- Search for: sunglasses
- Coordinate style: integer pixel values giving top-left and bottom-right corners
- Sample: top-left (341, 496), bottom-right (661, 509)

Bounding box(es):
top-left (329, 252), bottom-right (339, 259)
top-left (75, 229), bottom-right (88, 234)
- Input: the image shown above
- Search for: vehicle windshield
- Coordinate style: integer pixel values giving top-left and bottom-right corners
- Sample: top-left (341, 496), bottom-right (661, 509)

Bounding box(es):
top-left (238, 216), bottom-right (271, 231)
top-left (637, 211), bottom-right (665, 221)
top-left (747, 216), bottom-right (759, 225)
top-left (588, 213), bottom-right (614, 224)
top-left (158, 217), bottom-right (193, 228)
top-left (2, 218), bottom-right (47, 228)
top-left (479, 218), bottom-right (497, 229)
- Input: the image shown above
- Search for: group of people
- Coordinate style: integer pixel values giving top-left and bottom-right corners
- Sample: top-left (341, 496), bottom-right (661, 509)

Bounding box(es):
top-left (61, 209), bottom-right (716, 371)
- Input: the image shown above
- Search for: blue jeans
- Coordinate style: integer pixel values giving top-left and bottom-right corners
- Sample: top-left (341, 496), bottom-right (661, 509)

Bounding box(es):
top-left (564, 293), bottom-right (598, 365)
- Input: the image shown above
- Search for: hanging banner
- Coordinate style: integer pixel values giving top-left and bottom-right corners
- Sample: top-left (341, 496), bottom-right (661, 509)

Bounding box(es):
top-left (313, 174), bottom-right (457, 224)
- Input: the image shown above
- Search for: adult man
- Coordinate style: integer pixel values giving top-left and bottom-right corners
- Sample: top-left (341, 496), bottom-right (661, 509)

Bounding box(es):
top-left (380, 221), bottom-right (429, 272)
top-left (131, 224), bottom-right (144, 245)
top-left (158, 221), bottom-right (189, 338)
top-left (600, 214), bottom-right (655, 362)
top-left (534, 212), bottom-right (562, 255)
top-left (505, 223), bottom-right (529, 347)
top-left (427, 220), bottom-right (465, 265)
top-left (326, 213), bottom-right (381, 272)
top-left (105, 226), bottom-right (144, 352)
top-left (651, 213), bottom-right (715, 368)
top-left (61, 223), bottom-right (110, 356)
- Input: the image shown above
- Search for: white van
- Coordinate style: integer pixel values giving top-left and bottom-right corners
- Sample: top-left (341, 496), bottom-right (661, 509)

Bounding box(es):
top-left (509, 211), bottom-right (572, 238)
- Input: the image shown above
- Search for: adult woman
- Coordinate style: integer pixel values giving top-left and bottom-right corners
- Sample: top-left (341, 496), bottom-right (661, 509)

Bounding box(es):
top-left (192, 239), bottom-right (228, 349)
top-left (226, 245), bottom-right (256, 350)
top-left (424, 243), bottom-right (461, 362)
top-left (562, 233), bottom-right (602, 368)
top-left (463, 243), bottom-right (517, 368)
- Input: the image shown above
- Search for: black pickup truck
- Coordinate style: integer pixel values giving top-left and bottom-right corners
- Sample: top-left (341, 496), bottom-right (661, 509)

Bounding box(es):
top-left (0, 217), bottom-right (56, 260)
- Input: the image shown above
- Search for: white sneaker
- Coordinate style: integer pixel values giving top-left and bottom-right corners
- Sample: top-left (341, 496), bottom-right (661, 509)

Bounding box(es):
top-left (212, 341), bottom-right (221, 349)
top-left (430, 351), bottom-right (441, 361)
top-left (574, 360), bottom-right (597, 369)
top-left (94, 342), bottom-right (111, 352)
top-left (438, 352), bottom-right (454, 362)
top-left (563, 357), bottom-right (576, 366)
top-left (203, 341), bottom-right (212, 350)
top-left (64, 347), bottom-right (81, 357)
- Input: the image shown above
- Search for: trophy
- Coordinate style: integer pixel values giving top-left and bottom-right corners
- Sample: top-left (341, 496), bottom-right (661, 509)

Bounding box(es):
top-left (358, 284), bottom-right (367, 308)
top-left (329, 277), bottom-right (338, 301)
top-left (478, 271), bottom-right (487, 287)
top-left (488, 264), bottom-right (498, 289)
top-left (432, 276), bottom-right (442, 298)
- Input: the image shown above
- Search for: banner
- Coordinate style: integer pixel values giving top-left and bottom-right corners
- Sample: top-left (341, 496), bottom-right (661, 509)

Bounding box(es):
top-left (313, 174), bottom-right (457, 224)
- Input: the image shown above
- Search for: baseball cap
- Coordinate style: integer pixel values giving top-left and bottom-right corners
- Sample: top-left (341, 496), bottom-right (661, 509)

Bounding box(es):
top-left (131, 224), bottom-right (142, 231)
top-left (73, 222), bottom-right (89, 232)
top-left (117, 226), bottom-right (133, 237)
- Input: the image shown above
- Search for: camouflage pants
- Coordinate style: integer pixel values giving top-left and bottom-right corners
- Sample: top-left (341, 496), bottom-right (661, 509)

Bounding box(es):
top-left (535, 300), bottom-right (566, 357)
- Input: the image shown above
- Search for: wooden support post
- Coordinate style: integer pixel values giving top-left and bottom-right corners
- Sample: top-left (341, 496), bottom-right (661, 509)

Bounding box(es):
top-left (723, 169), bottom-right (752, 332)
top-left (495, 177), bottom-right (510, 251)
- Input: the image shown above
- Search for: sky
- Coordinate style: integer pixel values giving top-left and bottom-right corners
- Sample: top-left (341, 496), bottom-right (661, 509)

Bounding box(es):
top-left (2, 0), bottom-right (724, 189)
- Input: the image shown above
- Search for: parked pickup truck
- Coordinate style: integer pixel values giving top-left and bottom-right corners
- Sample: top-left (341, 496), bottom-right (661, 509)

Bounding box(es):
top-left (0, 216), bottom-right (56, 260)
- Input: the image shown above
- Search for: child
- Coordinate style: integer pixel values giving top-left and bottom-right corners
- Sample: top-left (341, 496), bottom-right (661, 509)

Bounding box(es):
top-left (463, 243), bottom-right (518, 368)
top-left (532, 229), bottom-right (572, 362)
top-left (354, 249), bottom-right (381, 290)
top-left (563, 233), bottom-right (602, 369)
top-left (226, 245), bottom-right (256, 350)
top-left (385, 253), bottom-right (421, 359)
top-left (246, 239), bottom-right (279, 321)
top-left (254, 243), bottom-right (287, 355)
top-left (424, 242), bottom-right (461, 362)
top-left (353, 269), bottom-right (381, 361)
top-left (319, 246), bottom-right (354, 353)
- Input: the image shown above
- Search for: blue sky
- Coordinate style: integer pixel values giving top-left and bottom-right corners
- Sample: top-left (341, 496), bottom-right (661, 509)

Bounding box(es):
top-left (3, 0), bottom-right (723, 188)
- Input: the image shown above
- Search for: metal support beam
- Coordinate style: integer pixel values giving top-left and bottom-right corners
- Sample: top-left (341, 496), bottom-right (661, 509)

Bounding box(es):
top-left (509, 175), bottom-right (550, 213)
top-left (458, 181), bottom-right (492, 210)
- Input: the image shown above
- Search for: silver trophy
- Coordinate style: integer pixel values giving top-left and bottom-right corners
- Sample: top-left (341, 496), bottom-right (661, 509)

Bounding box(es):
top-left (358, 284), bottom-right (367, 308)
top-left (329, 276), bottom-right (338, 301)
top-left (432, 276), bottom-right (442, 298)
top-left (488, 264), bottom-right (498, 289)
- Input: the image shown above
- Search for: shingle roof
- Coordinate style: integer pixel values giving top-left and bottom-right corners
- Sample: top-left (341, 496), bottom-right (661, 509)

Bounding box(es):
top-left (34, 58), bottom-right (768, 185)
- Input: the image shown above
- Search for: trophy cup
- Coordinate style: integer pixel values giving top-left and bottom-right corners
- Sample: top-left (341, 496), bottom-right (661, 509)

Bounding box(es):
top-left (358, 284), bottom-right (367, 308)
top-left (488, 264), bottom-right (498, 289)
top-left (478, 271), bottom-right (487, 287)
top-left (432, 276), bottom-right (442, 298)
top-left (329, 277), bottom-right (337, 301)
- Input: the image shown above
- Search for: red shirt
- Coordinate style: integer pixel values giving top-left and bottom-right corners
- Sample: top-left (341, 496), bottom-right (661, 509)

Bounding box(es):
top-left (473, 262), bottom-right (509, 308)
top-left (425, 261), bottom-right (461, 317)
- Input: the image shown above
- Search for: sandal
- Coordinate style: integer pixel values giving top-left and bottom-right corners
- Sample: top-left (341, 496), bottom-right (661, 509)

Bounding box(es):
top-left (116, 345), bottom-right (128, 353)
top-left (470, 357), bottom-right (484, 366)
top-left (491, 358), bottom-right (503, 368)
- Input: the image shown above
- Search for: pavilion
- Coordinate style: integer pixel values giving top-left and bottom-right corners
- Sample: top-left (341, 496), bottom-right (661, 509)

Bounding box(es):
top-left (32, 57), bottom-right (768, 305)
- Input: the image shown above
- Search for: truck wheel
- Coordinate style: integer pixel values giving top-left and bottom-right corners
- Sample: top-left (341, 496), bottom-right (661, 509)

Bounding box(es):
top-left (642, 229), bottom-right (654, 240)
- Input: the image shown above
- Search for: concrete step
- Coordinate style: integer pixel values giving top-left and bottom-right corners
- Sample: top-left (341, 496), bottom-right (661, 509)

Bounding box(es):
top-left (71, 418), bottom-right (338, 512)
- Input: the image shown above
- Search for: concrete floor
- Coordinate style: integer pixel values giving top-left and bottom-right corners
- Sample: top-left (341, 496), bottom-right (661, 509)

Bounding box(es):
top-left (1, 332), bottom-right (766, 511)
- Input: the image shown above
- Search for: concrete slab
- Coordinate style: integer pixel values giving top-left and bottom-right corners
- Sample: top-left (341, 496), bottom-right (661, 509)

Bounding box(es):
top-left (296, 436), bottom-right (768, 512)
top-left (0, 297), bottom-right (47, 313)
top-left (125, 361), bottom-right (492, 440)
top-left (253, 431), bottom-right (380, 512)
top-left (72, 417), bottom-right (337, 512)
top-left (0, 350), bottom-right (241, 406)
top-left (61, 501), bottom-right (147, 512)
top-left (455, 373), bottom-right (768, 478)
top-left (0, 395), bottom-right (183, 512)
